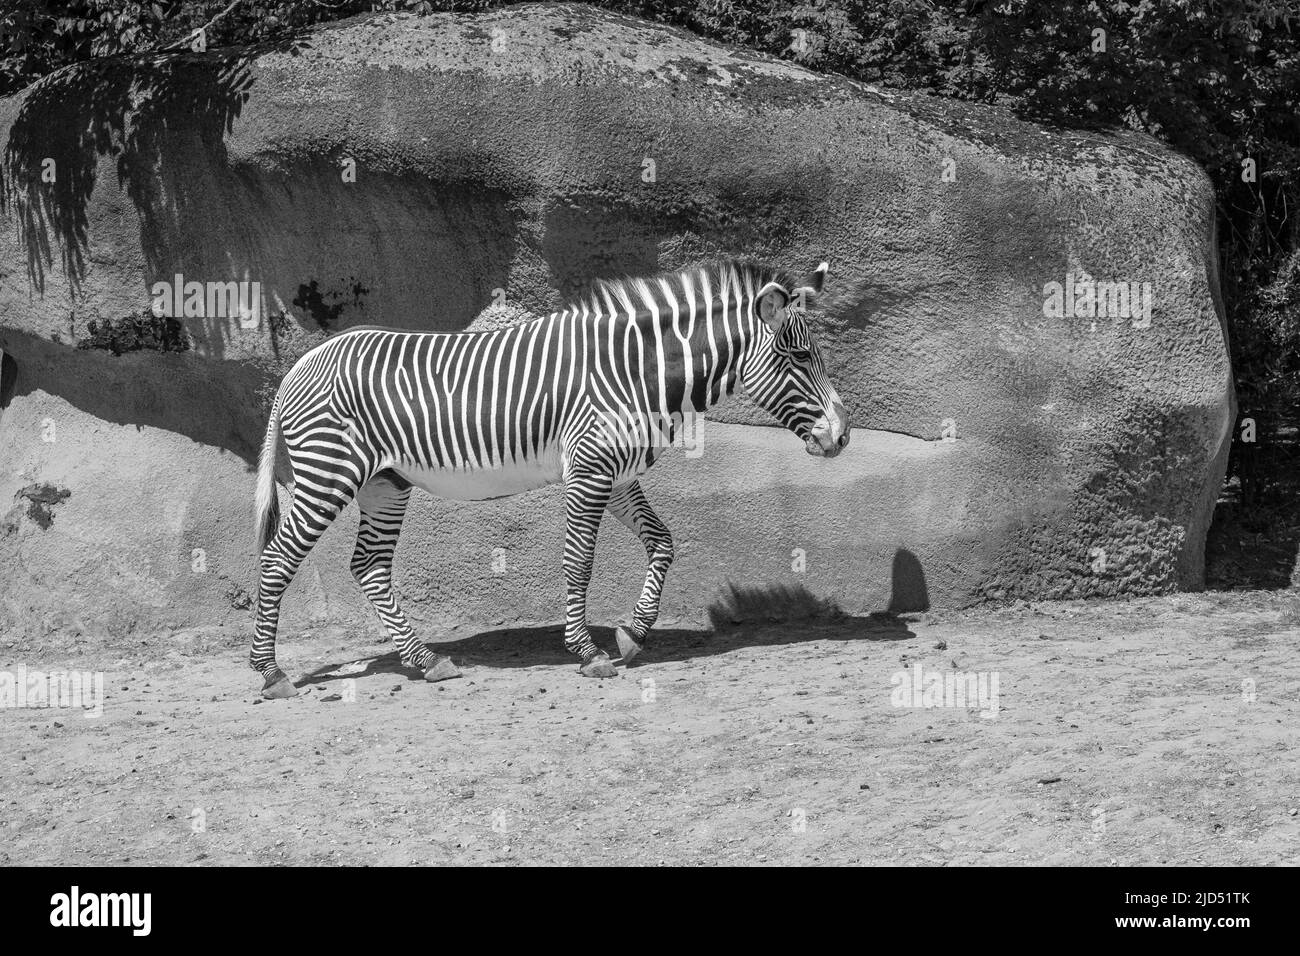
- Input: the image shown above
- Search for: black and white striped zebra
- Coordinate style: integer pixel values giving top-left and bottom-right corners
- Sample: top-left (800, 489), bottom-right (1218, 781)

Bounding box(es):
top-left (250, 259), bottom-right (850, 698)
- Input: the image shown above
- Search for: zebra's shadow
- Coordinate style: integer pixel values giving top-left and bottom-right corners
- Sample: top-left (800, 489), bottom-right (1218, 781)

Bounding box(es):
top-left (300, 613), bottom-right (916, 684)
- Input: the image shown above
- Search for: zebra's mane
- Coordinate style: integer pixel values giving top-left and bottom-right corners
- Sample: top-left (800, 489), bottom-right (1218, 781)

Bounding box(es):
top-left (571, 260), bottom-right (795, 319)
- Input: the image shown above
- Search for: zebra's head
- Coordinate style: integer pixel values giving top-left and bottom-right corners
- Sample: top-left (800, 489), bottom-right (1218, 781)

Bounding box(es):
top-left (742, 262), bottom-right (851, 458)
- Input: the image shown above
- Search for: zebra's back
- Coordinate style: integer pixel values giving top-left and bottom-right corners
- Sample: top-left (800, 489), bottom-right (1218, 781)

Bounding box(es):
top-left (279, 319), bottom-right (578, 500)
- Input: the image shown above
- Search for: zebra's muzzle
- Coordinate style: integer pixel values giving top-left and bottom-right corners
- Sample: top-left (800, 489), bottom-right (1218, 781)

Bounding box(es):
top-left (806, 406), bottom-right (850, 458)
top-left (805, 433), bottom-right (844, 458)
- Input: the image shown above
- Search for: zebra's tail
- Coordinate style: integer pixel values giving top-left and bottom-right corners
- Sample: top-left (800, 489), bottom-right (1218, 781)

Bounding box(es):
top-left (251, 393), bottom-right (284, 602)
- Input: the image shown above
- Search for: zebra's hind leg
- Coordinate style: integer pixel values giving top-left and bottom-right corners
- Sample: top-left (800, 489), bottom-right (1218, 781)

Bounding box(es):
top-left (607, 480), bottom-right (674, 665)
top-left (253, 491), bottom-right (356, 699)
top-left (352, 471), bottom-right (460, 683)
top-left (562, 467), bottom-right (618, 678)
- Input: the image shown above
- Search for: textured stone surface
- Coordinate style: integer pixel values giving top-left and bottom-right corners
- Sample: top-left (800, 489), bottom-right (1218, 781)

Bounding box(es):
top-left (0, 3), bottom-right (1232, 642)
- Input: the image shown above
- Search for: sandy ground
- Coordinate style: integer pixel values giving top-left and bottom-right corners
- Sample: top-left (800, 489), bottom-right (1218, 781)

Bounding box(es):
top-left (2, 590), bottom-right (1298, 866)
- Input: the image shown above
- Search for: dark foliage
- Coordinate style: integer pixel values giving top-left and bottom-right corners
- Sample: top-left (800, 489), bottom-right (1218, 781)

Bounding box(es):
top-left (78, 311), bottom-right (190, 354)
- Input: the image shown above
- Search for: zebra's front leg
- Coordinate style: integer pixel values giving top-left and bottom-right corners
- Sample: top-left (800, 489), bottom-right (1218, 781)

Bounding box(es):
top-left (562, 468), bottom-right (618, 678)
top-left (606, 480), bottom-right (673, 665)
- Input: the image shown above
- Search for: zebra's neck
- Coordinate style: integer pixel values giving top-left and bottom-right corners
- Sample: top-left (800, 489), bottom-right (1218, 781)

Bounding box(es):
top-left (547, 295), bottom-right (757, 418)
top-left (549, 265), bottom-right (765, 419)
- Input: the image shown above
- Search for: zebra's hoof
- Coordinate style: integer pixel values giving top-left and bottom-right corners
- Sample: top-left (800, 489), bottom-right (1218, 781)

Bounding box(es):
top-left (579, 654), bottom-right (618, 679)
top-left (615, 627), bottom-right (644, 665)
top-left (423, 656), bottom-right (462, 683)
top-left (261, 671), bottom-right (299, 699)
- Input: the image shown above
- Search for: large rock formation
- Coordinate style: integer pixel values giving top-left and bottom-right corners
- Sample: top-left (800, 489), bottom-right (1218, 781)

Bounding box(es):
top-left (0, 3), bottom-right (1233, 643)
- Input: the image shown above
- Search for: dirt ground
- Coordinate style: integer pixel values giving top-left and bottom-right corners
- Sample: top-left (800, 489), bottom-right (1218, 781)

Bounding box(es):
top-left (2, 589), bottom-right (1298, 866)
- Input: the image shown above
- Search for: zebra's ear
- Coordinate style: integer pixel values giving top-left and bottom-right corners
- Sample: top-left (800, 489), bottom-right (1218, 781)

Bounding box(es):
top-left (755, 281), bottom-right (790, 331)
top-left (792, 261), bottom-right (829, 301)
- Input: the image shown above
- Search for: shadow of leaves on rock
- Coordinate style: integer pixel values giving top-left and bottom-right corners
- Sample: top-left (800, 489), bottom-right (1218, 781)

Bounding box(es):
top-left (0, 34), bottom-right (310, 297)
top-left (707, 581), bottom-right (843, 631)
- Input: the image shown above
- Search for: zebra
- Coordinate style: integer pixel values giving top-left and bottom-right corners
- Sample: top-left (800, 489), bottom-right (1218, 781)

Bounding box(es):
top-left (250, 259), bottom-right (850, 699)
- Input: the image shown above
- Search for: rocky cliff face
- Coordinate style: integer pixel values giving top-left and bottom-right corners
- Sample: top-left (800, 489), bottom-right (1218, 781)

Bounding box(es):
top-left (0, 3), bottom-right (1233, 642)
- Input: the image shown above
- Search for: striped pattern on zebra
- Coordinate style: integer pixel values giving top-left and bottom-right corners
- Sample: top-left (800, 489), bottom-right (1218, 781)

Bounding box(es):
top-left (250, 259), bottom-right (850, 698)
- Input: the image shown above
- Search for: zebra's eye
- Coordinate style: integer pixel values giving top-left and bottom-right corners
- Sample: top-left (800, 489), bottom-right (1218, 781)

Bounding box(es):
top-left (789, 349), bottom-right (812, 363)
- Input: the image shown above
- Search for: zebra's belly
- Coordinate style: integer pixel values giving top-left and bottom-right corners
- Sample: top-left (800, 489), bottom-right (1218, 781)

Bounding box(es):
top-left (392, 450), bottom-right (563, 501)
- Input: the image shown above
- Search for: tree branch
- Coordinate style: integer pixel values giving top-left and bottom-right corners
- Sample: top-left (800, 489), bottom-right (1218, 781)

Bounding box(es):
top-left (156, 0), bottom-right (247, 52)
